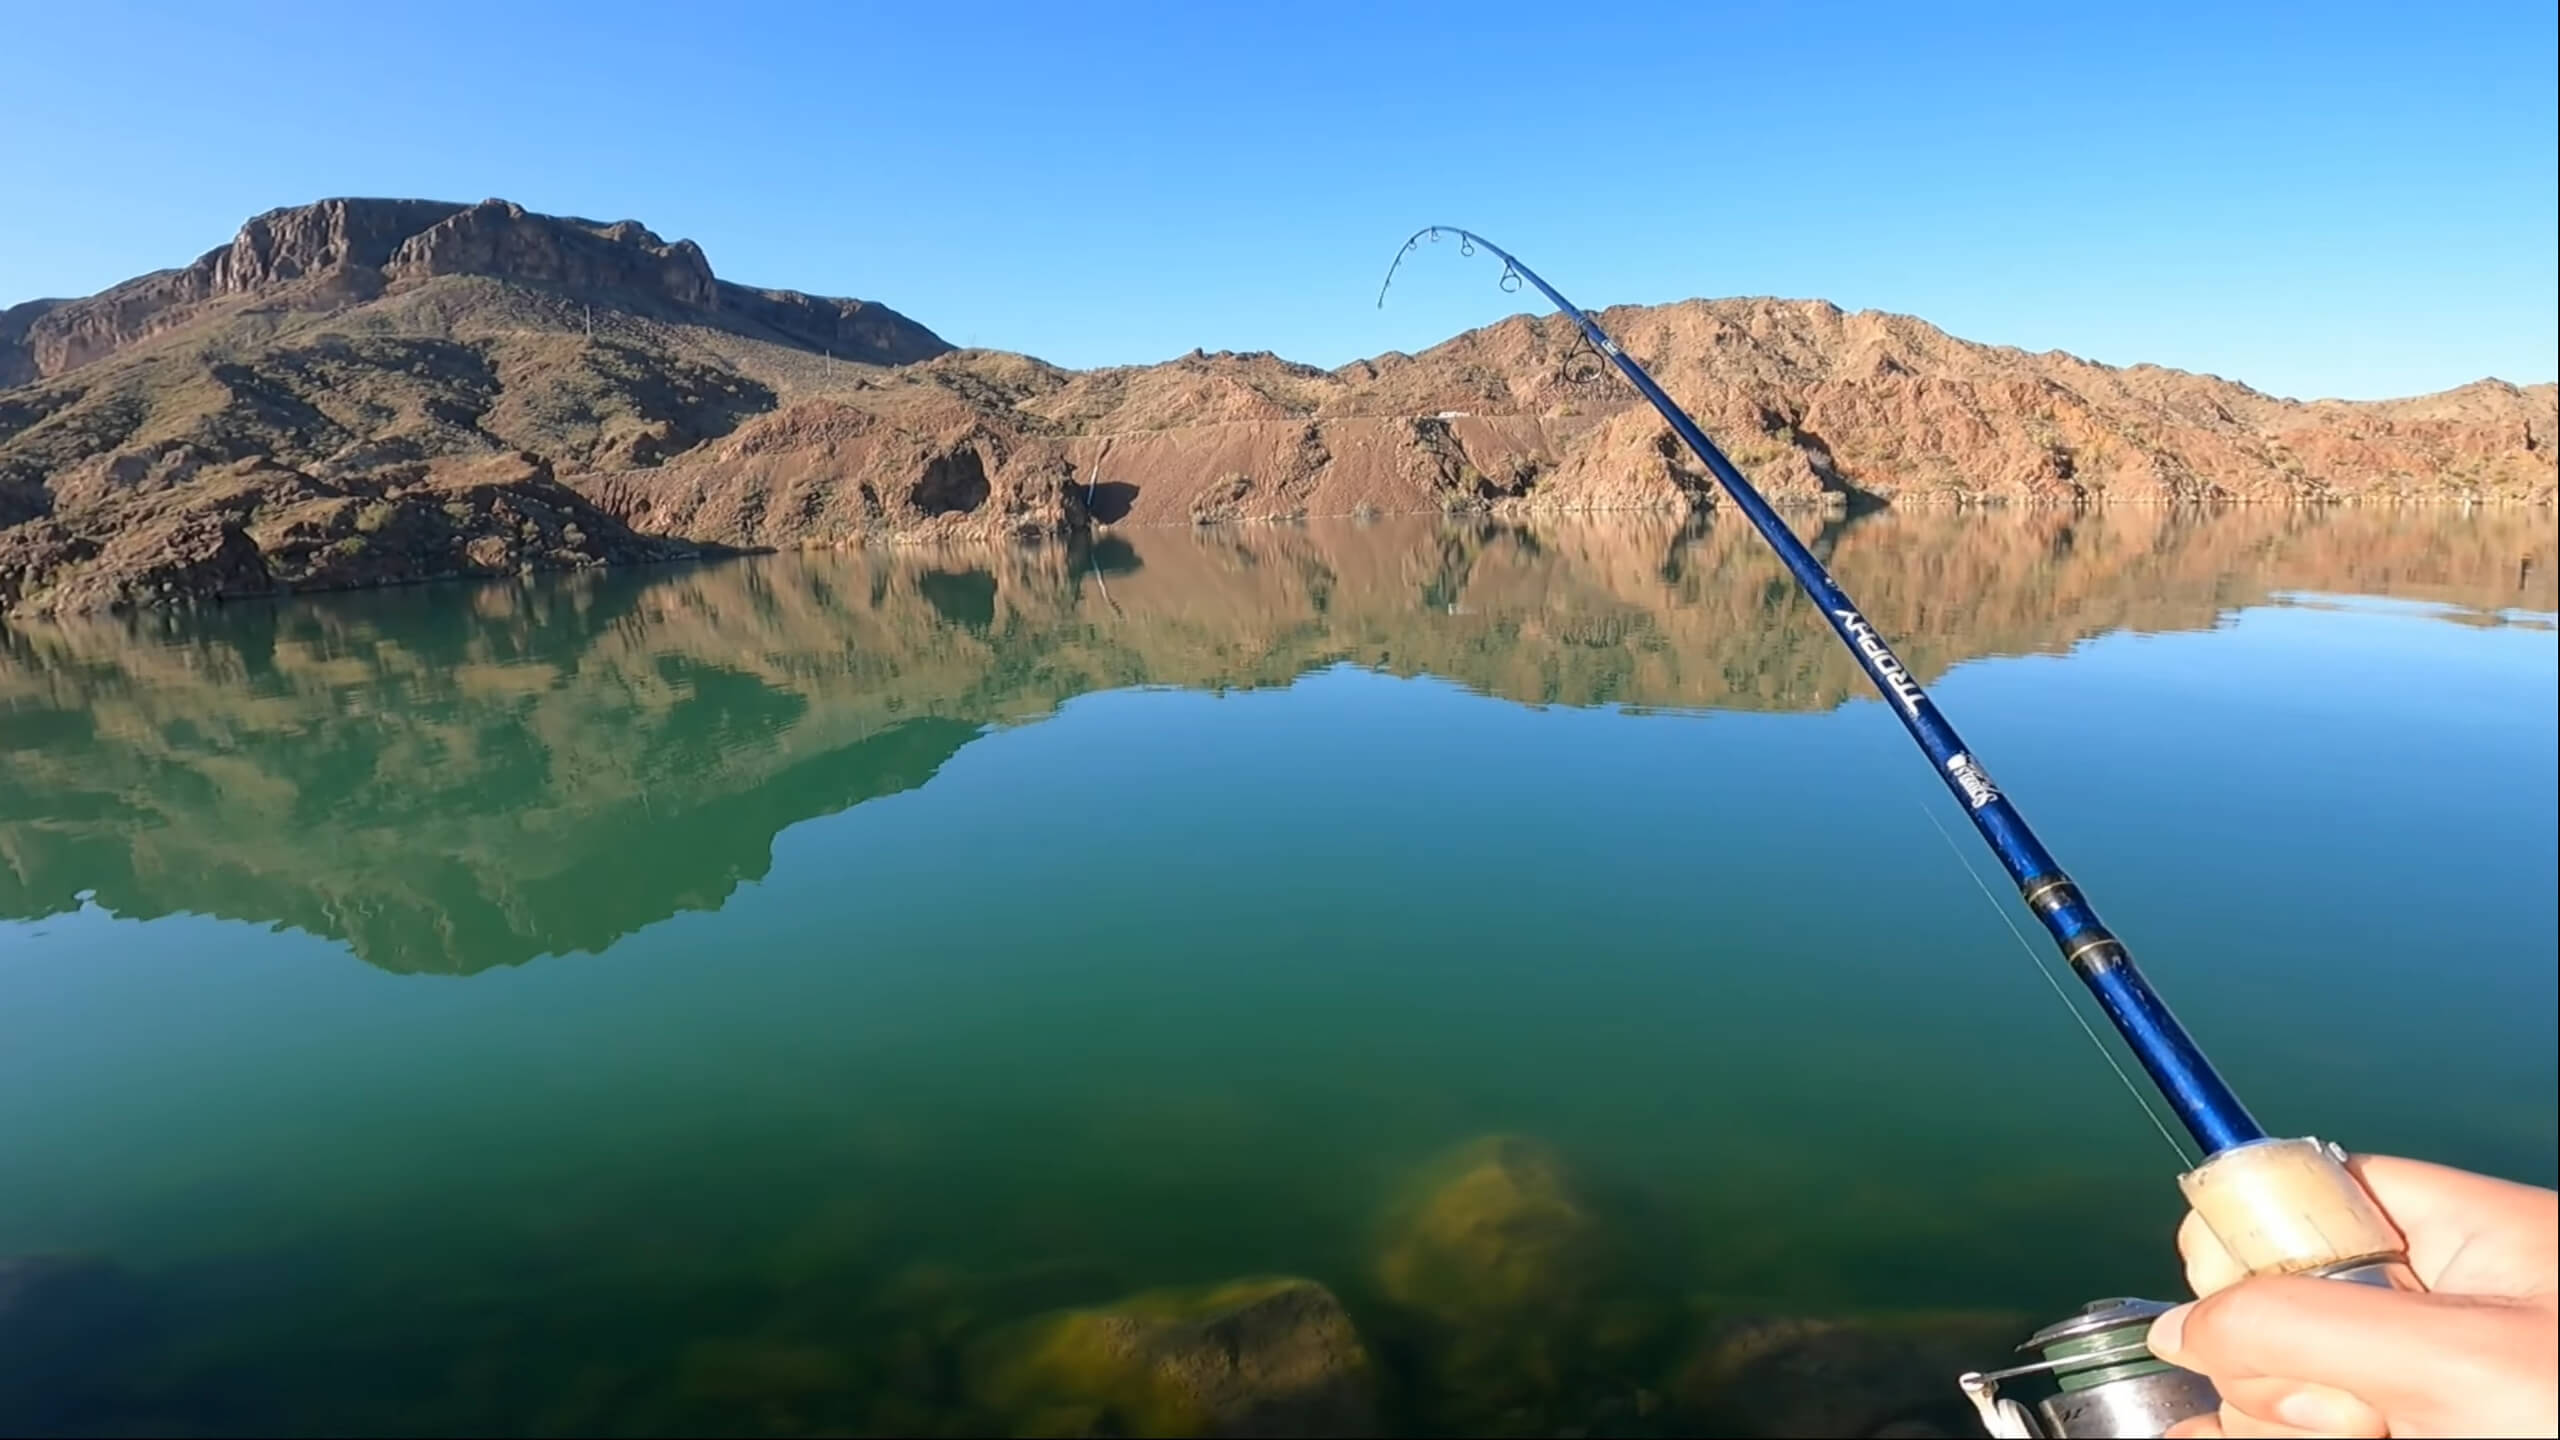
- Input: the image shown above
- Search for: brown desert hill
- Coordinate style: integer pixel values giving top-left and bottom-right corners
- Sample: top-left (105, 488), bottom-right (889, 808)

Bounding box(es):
top-left (1, 505), bottom-right (2547, 974)
top-left (3, 197), bottom-right (2554, 616)
top-left (0, 197), bottom-right (955, 612)
top-left (0, 196), bottom-right (950, 386)
top-left (567, 310), bottom-right (2556, 558)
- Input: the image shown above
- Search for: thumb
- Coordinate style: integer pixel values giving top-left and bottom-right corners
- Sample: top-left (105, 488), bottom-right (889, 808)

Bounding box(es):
top-left (2149, 1274), bottom-right (2528, 1432)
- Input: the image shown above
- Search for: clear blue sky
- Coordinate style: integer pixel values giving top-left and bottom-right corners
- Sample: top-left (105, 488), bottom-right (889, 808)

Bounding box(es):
top-left (3, 0), bottom-right (2551, 400)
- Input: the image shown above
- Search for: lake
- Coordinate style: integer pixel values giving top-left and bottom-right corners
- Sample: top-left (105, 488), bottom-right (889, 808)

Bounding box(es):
top-left (3, 505), bottom-right (2554, 1437)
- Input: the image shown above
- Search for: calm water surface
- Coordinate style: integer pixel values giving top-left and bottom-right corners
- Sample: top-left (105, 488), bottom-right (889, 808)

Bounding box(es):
top-left (2, 506), bottom-right (2554, 1436)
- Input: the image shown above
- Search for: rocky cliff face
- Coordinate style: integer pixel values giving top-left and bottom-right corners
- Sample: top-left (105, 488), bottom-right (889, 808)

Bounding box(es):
top-left (577, 393), bottom-right (1086, 549)
top-left (1, 197), bottom-right (950, 386)
top-left (3, 197), bottom-right (2552, 614)
top-left (0, 451), bottom-right (696, 615)
top-left (0, 300), bottom-right (65, 389)
top-left (385, 202), bottom-right (719, 307)
top-left (10, 199), bottom-right (468, 379)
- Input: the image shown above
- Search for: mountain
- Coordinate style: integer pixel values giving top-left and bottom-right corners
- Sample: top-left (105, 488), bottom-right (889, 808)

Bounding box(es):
top-left (2, 506), bottom-right (2548, 974)
top-left (0, 196), bottom-right (948, 387)
top-left (2, 198), bottom-right (2552, 616)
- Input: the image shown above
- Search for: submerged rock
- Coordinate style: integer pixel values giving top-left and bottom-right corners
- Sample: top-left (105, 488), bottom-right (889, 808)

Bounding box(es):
top-left (1375, 1135), bottom-right (1610, 1327)
top-left (971, 1276), bottom-right (1378, 1438)
top-left (1373, 1135), bottom-right (1671, 1434)
top-left (1670, 1311), bottom-right (2025, 1438)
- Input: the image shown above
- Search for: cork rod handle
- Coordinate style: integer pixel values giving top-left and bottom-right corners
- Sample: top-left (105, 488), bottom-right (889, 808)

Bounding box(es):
top-left (2179, 1138), bottom-right (2423, 1291)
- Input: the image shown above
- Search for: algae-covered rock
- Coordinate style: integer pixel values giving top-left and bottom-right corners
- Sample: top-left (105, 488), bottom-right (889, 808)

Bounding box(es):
top-left (1375, 1135), bottom-right (1610, 1325)
top-left (973, 1276), bottom-right (1379, 1438)
top-left (1372, 1135), bottom-right (1673, 1434)
top-left (1670, 1311), bottom-right (2026, 1438)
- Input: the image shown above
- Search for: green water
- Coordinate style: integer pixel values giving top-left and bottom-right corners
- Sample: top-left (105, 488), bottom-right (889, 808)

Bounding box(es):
top-left (2, 507), bottom-right (2553, 1437)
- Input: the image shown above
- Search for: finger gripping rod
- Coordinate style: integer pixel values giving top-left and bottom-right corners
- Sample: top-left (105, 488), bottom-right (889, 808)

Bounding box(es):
top-left (1386, 228), bottom-right (2413, 1282)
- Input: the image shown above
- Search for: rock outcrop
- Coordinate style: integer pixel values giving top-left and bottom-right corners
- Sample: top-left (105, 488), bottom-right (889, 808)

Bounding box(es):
top-left (383, 202), bottom-right (718, 310)
top-left (6, 199), bottom-right (470, 380)
top-left (578, 393), bottom-right (1084, 549)
top-left (0, 299), bottom-right (65, 389)
top-left (0, 451), bottom-right (694, 615)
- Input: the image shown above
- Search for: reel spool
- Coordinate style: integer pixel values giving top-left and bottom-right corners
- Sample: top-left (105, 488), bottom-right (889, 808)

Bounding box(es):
top-left (1958, 1297), bottom-right (2218, 1438)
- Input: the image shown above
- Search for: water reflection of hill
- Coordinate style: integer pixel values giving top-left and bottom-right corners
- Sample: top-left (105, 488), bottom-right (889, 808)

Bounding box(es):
top-left (0, 506), bottom-right (2547, 973)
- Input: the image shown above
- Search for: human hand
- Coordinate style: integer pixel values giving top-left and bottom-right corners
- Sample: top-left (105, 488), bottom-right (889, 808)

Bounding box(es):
top-left (2144, 1153), bottom-right (2557, 1438)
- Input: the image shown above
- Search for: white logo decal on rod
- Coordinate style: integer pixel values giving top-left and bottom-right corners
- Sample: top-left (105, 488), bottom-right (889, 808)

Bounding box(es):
top-left (1946, 752), bottom-right (2002, 810)
top-left (1832, 609), bottom-right (1925, 716)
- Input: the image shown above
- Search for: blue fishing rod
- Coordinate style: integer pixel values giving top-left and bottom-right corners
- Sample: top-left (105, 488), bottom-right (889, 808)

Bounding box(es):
top-left (1383, 228), bottom-right (2419, 1439)
top-left (1383, 227), bottom-right (2252, 1154)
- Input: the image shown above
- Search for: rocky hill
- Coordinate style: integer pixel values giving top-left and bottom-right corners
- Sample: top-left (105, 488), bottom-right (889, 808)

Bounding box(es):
top-left (3, 198), bottom-right (2552, 615)
top-left (0, 197), bottom-right (949, 388)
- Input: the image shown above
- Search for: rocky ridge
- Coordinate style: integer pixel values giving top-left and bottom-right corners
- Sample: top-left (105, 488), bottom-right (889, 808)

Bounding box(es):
top-left (1, 197), bottom-right (948, 387)
top-left (3, 198), bottom-right (2552, 615)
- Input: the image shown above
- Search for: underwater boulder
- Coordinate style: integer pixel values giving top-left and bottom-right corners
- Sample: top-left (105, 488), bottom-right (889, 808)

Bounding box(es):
top-left (1374, 1134), bottom-right (1610, 1326)
top-left (971, 1276), bottom-right (1379, 1438)
top-left (1372, 1135), bottom-right (1671, 1433)
top-left (1670, 1311), bottom-right (2025, 1438)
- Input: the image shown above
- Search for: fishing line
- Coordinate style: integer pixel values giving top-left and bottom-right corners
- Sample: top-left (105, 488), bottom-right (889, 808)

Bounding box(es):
top-left (1376, 232), bottom-right (1602, 382)
top-left (1382, 227), bottom-right (2268, 1159)
top-left (1089, 549), bottom-right (1121, 616)
top-left (1913, 793), bottom-right (2195, 1168)
top-left (1381, 228), bottom-right (2437, 1432)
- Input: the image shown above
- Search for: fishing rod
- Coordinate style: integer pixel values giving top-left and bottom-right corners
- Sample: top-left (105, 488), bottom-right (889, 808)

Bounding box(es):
top-left (1381, 228), bottom-right (2419, 1439)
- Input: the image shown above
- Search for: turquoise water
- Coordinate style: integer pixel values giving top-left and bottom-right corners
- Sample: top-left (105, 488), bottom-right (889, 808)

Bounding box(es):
top-left (2, 507), bottom-right (2553, 1436)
